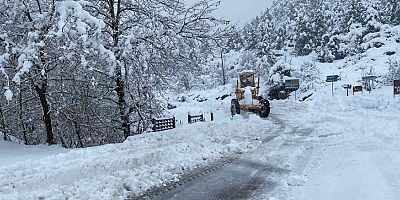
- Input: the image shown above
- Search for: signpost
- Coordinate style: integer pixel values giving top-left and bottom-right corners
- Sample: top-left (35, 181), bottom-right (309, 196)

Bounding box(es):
top-left (326, 75), bottom-right (339, 96)
top-left (285, 79), bottom-right (300, 90)
top-left (394, 80), bottom-right (400, 97)
top-left (353, 85), bottom-right (363, 95)
top-left (285, 78), bottom-right (300, 100)
top-left (342, 84), bottom-right (352, 96)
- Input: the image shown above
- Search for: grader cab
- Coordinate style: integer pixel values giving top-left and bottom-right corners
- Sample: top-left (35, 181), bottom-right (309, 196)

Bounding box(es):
top-left (231, 70), bottom-right (270, 118)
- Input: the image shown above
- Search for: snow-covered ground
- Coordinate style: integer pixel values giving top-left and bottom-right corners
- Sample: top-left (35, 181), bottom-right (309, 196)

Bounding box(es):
top-left (0, 141), bottom-right (69, 167)
top-left (2, 80), bottom-right (399, 200)
top-left (0, 84), bottom-right (280, 200)
top-left (1, 39), bottom-right (400, 199)
top-left (267, 85), bottom-right (400, 200)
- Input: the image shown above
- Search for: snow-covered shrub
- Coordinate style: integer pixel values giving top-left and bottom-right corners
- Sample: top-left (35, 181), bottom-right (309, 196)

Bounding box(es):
top-left (268, 59), bottom-right (293, 84)
top-left (220, 50), bottom-right (273, 85)
top-left (239, 51), bottom-right (272, 77)
top-left (316, 46), bottom-right (334, 63)
top-left (293, 61), bottom-right (322, 92)
top-left (317, 33), bottom-right (350, 63)
top-left (385, 59), bottom-right (400, 85)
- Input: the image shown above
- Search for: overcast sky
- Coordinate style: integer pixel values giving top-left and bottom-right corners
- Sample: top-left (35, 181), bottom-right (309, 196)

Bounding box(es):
top-left (186, 0), bottom-right (274, 27)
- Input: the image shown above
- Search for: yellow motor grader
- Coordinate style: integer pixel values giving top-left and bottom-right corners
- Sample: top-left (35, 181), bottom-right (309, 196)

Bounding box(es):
top-left (230, 70), bottom-right (270, 118)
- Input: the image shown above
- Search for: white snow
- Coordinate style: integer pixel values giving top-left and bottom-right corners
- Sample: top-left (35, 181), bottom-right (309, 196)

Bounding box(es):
top-left (2, 68), bottom-right (400, 200)
top-left (243, 86), bottom-right (254, 105)
top-left (0, 140), bottom-right (69, 167)
top-left (264, 39), bottom-right (400, 199)
top-left (0, 85), bottom-right (278, 199)
top-left (12, 55), bottom-right (32, 84)
top-left (1, 22), bottom-right (400, 200)
top-left (255, 27), bottom-right (399, 199)
top-left (277, 86), bottom-right (400, 200)
top-left (3, 89), bottom-right (12, 101)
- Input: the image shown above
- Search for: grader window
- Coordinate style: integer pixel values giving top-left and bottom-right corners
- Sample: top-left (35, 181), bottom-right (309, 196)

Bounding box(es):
top-left (241, 73), bottom-right (255, 87)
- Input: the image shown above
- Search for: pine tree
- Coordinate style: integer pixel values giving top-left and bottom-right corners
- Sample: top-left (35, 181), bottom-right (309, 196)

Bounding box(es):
top-left (384, 0), bottom-right (400, 25)
top-left (344, 0), bottom-right (368, 29)
top-left (293, 0), bottom-right (328, 56)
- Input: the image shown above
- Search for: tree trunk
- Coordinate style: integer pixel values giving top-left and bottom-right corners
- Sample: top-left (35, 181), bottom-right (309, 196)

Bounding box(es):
top-left (0, 103), bottom-right (6, 141)
top-left (34, 83), bottom-right (55, 145)
top-left (59, 136), bottom-right (67, 148)
top-left (220, 49), bottom-right (226, 85)
top-left (110, 0), bottom-right (130, 140)
top-left (74, 121), bottom-right (84, 148)
top-left (115, 67), bottom-right (130, 139)
top-left (19, 90), bottom-right (29, 145)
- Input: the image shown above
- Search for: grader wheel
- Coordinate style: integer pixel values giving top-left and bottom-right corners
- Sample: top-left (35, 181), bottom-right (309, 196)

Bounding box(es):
top-left (230, 99), bottom-right (240, 116)
top-left (259, 99), bottom-right (270, 118)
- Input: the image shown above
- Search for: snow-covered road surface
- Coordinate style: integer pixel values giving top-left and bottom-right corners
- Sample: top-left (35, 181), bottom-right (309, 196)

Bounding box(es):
top-left (284, 112), bottom-right (400, 200)
top-left (271, 88), bottom-right (400, 200)
top-left (136, 87), bottom-right (400, 200)
top-left (131, 114), bottom-right (288, 200)
top-left (130, 103), bottom-right (315, 200)
top-left (0, 95), bottom-right (283, 200)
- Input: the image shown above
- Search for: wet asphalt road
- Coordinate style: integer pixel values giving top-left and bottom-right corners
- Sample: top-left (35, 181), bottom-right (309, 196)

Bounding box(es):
top-left (151, 157), bottom-right (286, 200)
top-left (129, 114), bottom-right (295, 200)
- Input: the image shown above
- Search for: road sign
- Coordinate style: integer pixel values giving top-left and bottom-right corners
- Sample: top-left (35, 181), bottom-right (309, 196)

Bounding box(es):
top-left (394, 80), bottom-right (400, 97)
top-left (326, 75), bottom-right (339, 96)
top-left (342, 84), bottom-right (352, 96)
top-left (353, 85), bottom-right (363, 95)
top-left (342, 84), bottom-right (352, 89)
top-left (326, 75), bottom-right (339, 82)
top-left (362, 75), bottom-right (378, 81)
top-left (285, 79), bottom-right (300, 90)
top-left (284, 78), bottom-right (300, 100)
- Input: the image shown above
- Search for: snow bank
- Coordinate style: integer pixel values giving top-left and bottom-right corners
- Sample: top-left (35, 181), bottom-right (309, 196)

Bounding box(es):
top-left (278, 73), bottom-right (400, 200)
top-left (0, 112), bottom-right (276, 200)
top-left (0, 141), bottom-right (69, 167)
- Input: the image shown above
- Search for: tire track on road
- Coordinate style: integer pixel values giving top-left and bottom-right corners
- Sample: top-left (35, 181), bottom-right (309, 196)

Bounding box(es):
top-left (128, 114), bottom-right (286, 200)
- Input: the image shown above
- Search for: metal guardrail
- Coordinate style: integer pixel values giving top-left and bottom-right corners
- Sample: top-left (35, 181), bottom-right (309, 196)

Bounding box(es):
top-left (188, 114), bottom-right (205, 124)
top-left (152, 117), bottom-right (176, 132)
top-left (151, 112), bottom-right (214, 132)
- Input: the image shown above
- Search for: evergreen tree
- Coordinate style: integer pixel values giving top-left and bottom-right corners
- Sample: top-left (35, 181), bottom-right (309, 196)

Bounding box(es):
top-left (384, 0), bottom-right (400, 25)
top-left (231, 0), bottom-right (395, 69)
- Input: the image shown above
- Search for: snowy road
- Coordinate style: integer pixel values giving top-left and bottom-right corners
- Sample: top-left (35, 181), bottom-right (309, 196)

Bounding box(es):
top-left (130, 105), bottom-right (313, 200)
top-left (131, 90), bottom-right (400, 200)
top-left (133, 115), bottom-right (285, 200)
top-left (272, 91), bottom-right (400, 200)
top-left (282, 106), bottom-right (400, 200)
top-left (150, 157), bottom-right (281, 200)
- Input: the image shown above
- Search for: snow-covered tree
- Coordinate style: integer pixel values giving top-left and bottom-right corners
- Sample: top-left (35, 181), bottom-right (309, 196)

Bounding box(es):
top-left (77, 0), bottom-right (230, 139)
top-left (386, 59), bottom-right (400, 84)
top-left (383, 0), bottom-right (400, 25)
top-left (0, 0), bottom-right (230, 146)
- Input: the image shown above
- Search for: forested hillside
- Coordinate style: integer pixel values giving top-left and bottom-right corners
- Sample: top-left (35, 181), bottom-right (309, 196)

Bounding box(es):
top-left (239, 0), bottom-right (399, 61)
top-left (223, 0), bottom-right (400, 95)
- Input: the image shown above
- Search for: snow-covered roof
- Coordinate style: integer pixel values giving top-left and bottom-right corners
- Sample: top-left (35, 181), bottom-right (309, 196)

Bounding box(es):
top-left (283, 76), bottom-right (299, 81)
top-left (240, 70), bottom-right (255, 73)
